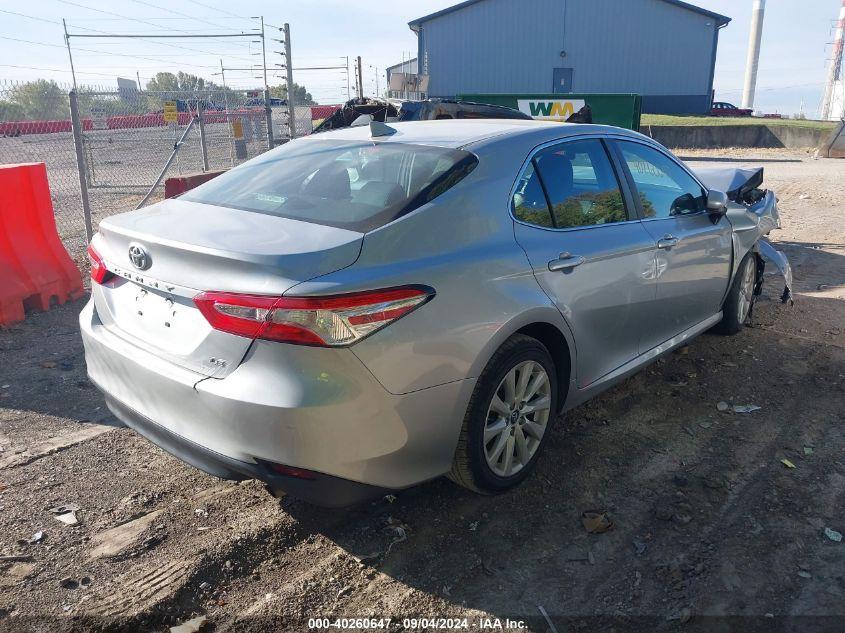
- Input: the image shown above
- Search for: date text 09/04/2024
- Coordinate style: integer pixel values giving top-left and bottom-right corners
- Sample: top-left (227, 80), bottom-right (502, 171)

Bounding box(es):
top-left (307, 617), bottom-right (527, 630)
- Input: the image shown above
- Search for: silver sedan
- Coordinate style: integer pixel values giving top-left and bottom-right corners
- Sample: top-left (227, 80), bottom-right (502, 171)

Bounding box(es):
top-left (80, 119), bottom-right (790, 506)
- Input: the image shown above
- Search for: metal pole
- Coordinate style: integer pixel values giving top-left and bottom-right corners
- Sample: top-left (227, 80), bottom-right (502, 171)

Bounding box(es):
top-left (356, 56), bottom-right (363, 99)
top-left (741, 0), bottom-right (766, 110)
top-left (197, 101), bottom-right (209, 171)
top-left (260, 16), bottom-right (269, 92)
top-left (69, 90), bottom-right (93, 241)
top-left (135, 116), bottom-right (197, 210)
top-left (219, 59), bottom-right (234, 167)
top-left (63, 19), bottom-right (78, 91)
top-left (264, 87), bottom-right (274, 150)
top-left (821, 0), bottom-right (845, 120)
top-left (284, 23), bottom-right (295, 139)
top-left (136, 70), bottom-right (142, 91)
top-left (345, 55), bottom-right (350, 100)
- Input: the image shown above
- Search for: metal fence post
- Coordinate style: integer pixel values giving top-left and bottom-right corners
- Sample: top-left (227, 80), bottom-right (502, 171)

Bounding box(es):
top-left (69, 90), bottom-right (94, 242)
top-left (197, 101), bottom-right (209, 171)
top-left (264, 88), bottom-right (274, 150)
top-left (135, 116), bottom-right (198, 210)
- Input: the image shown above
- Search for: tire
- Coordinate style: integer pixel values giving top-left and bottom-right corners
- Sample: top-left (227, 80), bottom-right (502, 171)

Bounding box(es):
top-left (716, 252), bottom-right (757, 335)
top-left (449, 334), bottom-right (558, 494)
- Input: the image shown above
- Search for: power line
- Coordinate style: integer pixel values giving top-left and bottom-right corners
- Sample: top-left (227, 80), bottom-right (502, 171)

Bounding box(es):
top-left (184, 0), bottom-right (243, 19)
top-left (126, 0), bottom-right (253, 44)
top-left (0, 63), bottom-right (153, 79)
top-left (0, 35), bottom-right (219, 71)
top-left (54, 0), bottom-right (258, 62)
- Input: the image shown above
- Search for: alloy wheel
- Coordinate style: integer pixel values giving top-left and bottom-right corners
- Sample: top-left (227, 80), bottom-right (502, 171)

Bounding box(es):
top-left (483, 360), bottom-right (551, 477)
top-left (737, 259), bottom-right (756, 323)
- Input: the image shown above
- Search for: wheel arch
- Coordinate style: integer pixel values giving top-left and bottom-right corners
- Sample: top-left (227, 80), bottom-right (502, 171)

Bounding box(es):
top-left (467, 307), bottom-right (575, 413)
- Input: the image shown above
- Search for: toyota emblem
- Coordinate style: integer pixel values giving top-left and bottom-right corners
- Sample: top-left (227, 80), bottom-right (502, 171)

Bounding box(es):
top-left (128, 243), bottom-right (151, 270)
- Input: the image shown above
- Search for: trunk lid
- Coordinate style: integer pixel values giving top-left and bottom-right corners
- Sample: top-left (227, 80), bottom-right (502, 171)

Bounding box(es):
top-left (92, 198), bottom-right (363, 378)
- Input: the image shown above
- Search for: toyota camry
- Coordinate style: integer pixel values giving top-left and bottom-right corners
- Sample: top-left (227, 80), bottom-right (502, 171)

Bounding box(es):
top-left (80, 119), bottom-right (790, 506)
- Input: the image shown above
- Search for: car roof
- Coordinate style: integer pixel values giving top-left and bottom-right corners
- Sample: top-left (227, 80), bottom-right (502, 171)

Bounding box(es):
top-left (300, 119), bottom-right (643, 149)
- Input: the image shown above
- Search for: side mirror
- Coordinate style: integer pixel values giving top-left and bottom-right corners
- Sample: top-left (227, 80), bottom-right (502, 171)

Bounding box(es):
top-left (706, 190), bottom-right (728, 214)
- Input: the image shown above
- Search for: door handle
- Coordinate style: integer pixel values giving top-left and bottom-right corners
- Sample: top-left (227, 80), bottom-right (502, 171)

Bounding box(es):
top-left (657, 235), bottom-right (679, 249)
top-left (548, 252), bottom-right (586, 272)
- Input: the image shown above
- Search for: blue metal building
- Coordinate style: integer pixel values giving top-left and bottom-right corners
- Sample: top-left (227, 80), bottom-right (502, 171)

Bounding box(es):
top-left (408, 0), bottom-right (731, 114)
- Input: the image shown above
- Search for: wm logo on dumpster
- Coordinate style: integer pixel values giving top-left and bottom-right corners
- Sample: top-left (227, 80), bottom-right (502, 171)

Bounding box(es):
top-left (517, 99), bottom-right (587, 121)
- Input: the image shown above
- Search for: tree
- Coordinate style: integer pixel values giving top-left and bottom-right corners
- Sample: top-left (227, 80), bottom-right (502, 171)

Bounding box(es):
top-left (0, 101), bottom-right (26, 121)
top-left (270, 82), bottom-right (315, 105)
top-left (145, 72), bottom-right (221, 93)
top-left (6, 80), bottom-right (69, 120)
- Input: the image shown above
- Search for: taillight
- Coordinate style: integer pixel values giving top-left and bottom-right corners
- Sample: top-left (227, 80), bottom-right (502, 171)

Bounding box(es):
top-left (87, 243), bottom-right (114, 285)
top-left (193, 286), bottom-right (434, 347)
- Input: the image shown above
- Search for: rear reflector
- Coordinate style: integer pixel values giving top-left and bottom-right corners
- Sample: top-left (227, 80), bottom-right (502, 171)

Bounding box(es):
top-left (193, 286), bottom-right (433, 347)
top-left (266, 463), bottom-right (317, 480)
top-left (87, 243), bottom-right (114, 285)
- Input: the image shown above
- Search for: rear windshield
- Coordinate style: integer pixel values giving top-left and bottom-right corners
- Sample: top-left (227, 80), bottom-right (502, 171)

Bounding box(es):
top-left (182, 139), bottom-right (477, 232)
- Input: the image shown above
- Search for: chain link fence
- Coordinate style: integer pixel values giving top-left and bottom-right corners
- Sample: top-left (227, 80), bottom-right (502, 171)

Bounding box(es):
top-left (0, 79), bottom-right (305, 270)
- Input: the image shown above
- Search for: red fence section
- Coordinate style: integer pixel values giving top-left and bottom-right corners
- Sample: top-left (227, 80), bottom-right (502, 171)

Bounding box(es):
top-left (0, 163), bottom-right (83, 326)
top-left (0, 106), bottom-right (342, 137)
top-left (0, 109), bottom-right (267, 137)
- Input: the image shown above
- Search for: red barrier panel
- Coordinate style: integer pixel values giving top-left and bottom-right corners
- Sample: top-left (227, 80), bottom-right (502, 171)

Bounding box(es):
top-left (311, 105), bottom-right (341, 120)
top-left (0, 163), bottom-right (84, 326)
top-left (0, 108), bottom-right (270, 137)
top-left (164, 170), bottom-right (227, 199)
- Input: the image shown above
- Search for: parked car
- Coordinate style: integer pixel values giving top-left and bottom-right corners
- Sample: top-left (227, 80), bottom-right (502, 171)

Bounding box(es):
top-left (710, 101), bottom-right (753, 117)
top-left (80, 120), bottom-right (791, 506)
top-left (243, 97), bottom-right (287, 108)
top-left (312, 97), bottom-right (531, 133)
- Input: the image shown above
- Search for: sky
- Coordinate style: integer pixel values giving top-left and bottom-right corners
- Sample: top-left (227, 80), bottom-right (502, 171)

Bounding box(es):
top-left (0, 0), bottom-right (841, 116)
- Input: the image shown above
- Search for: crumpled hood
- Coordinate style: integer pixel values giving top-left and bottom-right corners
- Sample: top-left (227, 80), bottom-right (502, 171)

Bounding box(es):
top-left (695, 167), bottom-right (764, 202)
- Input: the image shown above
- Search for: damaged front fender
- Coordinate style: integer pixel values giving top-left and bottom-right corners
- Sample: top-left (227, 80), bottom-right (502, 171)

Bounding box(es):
top-left (696, 166), bottom-right (793, 306)
top-left (757, 239), bottom-right (794, 305)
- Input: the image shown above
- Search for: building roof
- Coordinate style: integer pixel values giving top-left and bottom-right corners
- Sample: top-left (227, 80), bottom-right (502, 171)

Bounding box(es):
top-left (409, 0), bottom-right (731, 29)
top-left (386, 58), bottom-right (418, 73)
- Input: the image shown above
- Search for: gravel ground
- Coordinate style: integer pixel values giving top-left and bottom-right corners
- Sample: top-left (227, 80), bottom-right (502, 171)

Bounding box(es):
top-left (0, 149), bottom-right (843, 632)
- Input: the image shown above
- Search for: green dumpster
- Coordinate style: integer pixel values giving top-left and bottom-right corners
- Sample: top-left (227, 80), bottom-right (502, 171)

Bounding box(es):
top-left (456, 93), bottom-right (642, 131)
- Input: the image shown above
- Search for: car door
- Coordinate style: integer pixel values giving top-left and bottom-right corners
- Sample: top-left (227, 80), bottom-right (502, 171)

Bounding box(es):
top-left (611, 140), bottom-right (732, 351)
top-left (512, 137), bottom-right (658, 388)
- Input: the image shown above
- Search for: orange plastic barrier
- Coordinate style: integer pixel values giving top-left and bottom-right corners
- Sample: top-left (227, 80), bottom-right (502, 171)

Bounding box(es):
top-left (0, 163), bottom-right (84, 326)
top-left (164, 170), bottom-right (227, 199)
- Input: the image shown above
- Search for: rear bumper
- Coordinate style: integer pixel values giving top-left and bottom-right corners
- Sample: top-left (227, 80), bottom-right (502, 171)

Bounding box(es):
top-left (101, 394), bottom-right (385, 506)
top-left (80, 299), bottom-right (475, 505)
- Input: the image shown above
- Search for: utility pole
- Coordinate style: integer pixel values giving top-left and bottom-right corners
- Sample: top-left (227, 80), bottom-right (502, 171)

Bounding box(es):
top-left (63, 19), bottom-right (78, 90)
top-left (821, 0), bottom-right (845, 120)
top-left (345, 55), bottom-right (350, 100)
top-left (217, 59), bottom-right (227, 88)
top-left (356, 56), bottom-right (363, 99)
top-left (284, 23), bottom-right (295, 139)
top-left (136, 70), bottom-right (142, 91)
top-left (259, 16), bottom-right (269, 92)
top-left (741, 0), bottom-right (766, 110)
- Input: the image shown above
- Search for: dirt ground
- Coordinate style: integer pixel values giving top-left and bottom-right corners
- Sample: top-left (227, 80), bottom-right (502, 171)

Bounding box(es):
top-left (0, 149), bottom-right (843, 632)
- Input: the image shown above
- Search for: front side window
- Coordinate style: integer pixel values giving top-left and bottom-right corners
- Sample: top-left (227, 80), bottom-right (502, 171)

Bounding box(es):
top-left (182, 139), bottom-right (477, 232)
top-left (533, 139), bottom-right (628, 228)
top-left (617, 142), bottom-right (706, 219)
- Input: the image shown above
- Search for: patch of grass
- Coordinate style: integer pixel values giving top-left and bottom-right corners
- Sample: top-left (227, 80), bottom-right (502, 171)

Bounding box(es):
top-left (641, 114), bottom-right (836, 131)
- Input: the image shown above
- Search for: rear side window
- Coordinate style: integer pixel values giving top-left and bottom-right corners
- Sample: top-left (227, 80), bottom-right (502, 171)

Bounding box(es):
top-left (182, 139), bottom-right (477, 232)
top-left (512, 162), bottom-right (554, 228)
